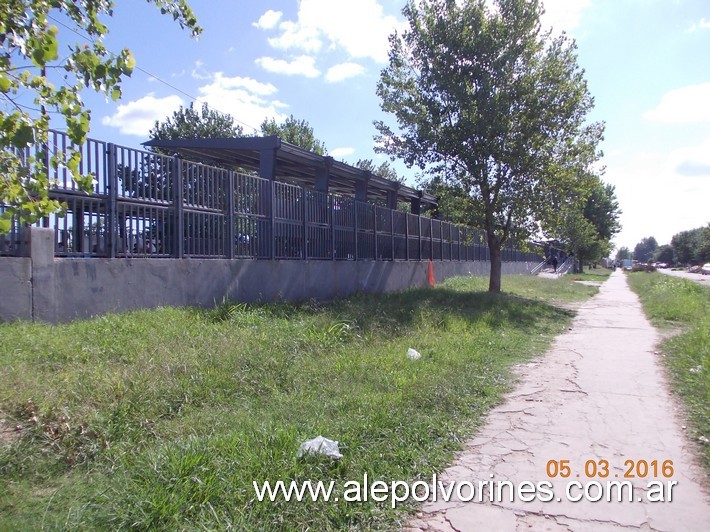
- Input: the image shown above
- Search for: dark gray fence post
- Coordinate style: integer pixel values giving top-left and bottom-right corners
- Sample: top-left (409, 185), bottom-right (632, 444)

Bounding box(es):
top-left (106, 143), bottom-right (117, 259)
top-left (390, 209), bottom-right (395, 261)
top-left (354, 202), bottom-right (359, 260)
top-left (173, 156), bottom-right (184, 258)
top-left (226, 171), bottom-right (235, 259)
top-left (270, 180), bottom-right (276, 260)
top-left (330, 195), bottom-right (335, 260)
top-left (373, 206), bottom-right (378, 260)
top-left (302, 186), bottom-right (307, 260)
top-left (405, 213), bottom-right (410, 260)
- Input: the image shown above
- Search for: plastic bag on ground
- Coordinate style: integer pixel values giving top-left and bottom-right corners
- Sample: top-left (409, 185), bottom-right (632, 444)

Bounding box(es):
top-left (297, 435), bottom-right (343, 459)
top-left (407, 348), bottom-right (422, 360)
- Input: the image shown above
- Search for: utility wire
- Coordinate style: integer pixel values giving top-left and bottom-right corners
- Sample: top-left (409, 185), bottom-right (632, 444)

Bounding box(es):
top-left (45, 13), bottom-right (260, 133)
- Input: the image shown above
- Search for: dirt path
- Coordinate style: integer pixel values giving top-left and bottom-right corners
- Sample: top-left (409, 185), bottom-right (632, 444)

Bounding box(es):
top-left (407, 270), bottom-right (709, 531)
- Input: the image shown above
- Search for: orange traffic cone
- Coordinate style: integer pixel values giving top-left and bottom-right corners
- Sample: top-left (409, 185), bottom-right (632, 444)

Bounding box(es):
top-left (427, 259), bottom-right (435, 286)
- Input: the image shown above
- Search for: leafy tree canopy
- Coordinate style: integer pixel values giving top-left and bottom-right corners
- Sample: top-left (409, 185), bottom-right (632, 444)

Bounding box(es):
top-left (375, 0), bottom-right (603, 291)
top-left (259, 114), bottom-right (327, 155)
top-left (615, 246), bottom-right (631, 261)
top-left (548, 179), bottom-right (621, 271)
top-left (149, 102), bottom-right (243, 145)
top-left (670, 225), bottom-right (710, 265)
top-left (0, 0), bottom-right (201, 232)
top-left (355, 158), bottom-right (403, 183)
top-left (653, 244), bottom-right (674, 264)
top-left (633, 236), bottom-right (658, 263)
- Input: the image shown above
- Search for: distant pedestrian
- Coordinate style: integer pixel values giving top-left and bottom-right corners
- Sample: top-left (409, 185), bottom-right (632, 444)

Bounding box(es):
top-left (552, 255), bottom-right (558, 272)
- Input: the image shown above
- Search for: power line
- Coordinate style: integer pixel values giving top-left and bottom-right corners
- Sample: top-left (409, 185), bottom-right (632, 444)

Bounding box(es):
top-left (45, 13), bottom-right (260, 133)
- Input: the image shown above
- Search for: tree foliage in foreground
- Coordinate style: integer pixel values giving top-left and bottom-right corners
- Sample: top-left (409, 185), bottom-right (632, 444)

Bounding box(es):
top-left (0, 0), bottom-right (201, 232)
top-left (375, 0), bottom-right (604, 292)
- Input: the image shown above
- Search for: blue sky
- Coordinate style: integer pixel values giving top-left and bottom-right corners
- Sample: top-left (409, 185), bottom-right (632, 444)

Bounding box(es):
top-left (60, 0), bottom-right (709, 251)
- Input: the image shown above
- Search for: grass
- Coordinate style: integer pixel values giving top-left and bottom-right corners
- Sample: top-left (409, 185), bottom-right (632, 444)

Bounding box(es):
top-left (0, 274), bottom-right (599, 530)
top-left (626, 271), bottom-right (710, 470)
top-left (567, 266), bottom-right (613, 282)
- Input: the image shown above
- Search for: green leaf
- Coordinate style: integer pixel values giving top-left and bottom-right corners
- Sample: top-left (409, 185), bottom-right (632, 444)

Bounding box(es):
top-left (0, 74), bottom-right (11, 93)
top-left (12, 123), bottom-right (35, 148)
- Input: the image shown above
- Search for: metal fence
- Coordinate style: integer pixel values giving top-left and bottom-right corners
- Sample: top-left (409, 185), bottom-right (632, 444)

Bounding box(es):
top-left (1, 130), bottom-right (541, 263)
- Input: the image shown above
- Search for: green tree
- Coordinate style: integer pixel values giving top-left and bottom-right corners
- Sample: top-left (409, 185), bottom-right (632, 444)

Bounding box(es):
top-left (671, 225), bottom-right (710, 265)
top-left (633, 236), bottom-right (658, 263)
top-left (554, 180), bottom-right (621, 272)
top-left (375, 0), bottom-right (603, 292)
top-left (615, 246), bottom-right (631, 261)
top-left (259, 114), bottom-right (327, 155)
top-left (0, 0), bottom-right (201, 232)
top-left (653, 244), bottom-right (674, 264)
top-left (150, 102), bottom-right (243, 147)
top-left (355, 159), bottom-right (403, 183)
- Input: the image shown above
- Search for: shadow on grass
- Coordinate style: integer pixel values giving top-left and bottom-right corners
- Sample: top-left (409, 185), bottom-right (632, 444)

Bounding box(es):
top-left (203, 286), bottom-right (575, 337)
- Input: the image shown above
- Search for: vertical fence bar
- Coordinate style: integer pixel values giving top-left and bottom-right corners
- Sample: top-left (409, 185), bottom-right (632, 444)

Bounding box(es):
top-left (173, 156), bottom-right (184, 258)
top-left (390, 209), bottom-right (395, 261)
top-left (353, 202), bottom-right (359, 260)
top-left (302, 186), bottom-right (307, 260)
top-left (429, 218), bottom-right (433, 260)
top-left (330, 195), bottom-right (336, 260)
top-left (418, 216), bottom-right (422, 261)
top-left (373, 206), bottom-right (378, 260)
top-left (106, 143), bottom-right (117, 258)
top-left (226, 171), bottom-right (235, 259)
top-left (270, 180), bottom-right (276, 260)
top-left (405, 212), bottom-right (410, 260)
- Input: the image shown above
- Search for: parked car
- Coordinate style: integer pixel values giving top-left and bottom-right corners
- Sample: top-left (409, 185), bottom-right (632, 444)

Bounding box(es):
top-left (702, 263), bottom-right (710, 275)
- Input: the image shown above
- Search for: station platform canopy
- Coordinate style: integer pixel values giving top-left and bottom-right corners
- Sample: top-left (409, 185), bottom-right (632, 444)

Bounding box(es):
top-left (142, 136), bottom-right (438, 214)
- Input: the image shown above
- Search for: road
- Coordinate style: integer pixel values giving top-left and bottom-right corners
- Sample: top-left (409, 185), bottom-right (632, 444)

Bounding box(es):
top-left (658, 268), bottom-right (709, 286)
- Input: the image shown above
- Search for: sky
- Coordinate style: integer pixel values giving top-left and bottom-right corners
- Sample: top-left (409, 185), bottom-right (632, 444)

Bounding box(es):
top-left (48, 0), bottom-right (710, 252)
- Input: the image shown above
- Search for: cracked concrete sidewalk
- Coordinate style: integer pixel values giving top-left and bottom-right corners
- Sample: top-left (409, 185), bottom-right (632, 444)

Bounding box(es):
top-left (407, 270), bottom-right (709, 531)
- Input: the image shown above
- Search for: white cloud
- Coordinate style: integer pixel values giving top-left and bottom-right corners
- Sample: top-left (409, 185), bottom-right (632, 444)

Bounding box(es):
top-left (539, 0), bottom-right (591, 33)
top-left (669, 137), bottom-right (710, 177)
top-left (101, 94), bottom-right (183, 136)
top-left (195, 73), bottom-right (287, 132)
top-left (688, 17), bottom-right (710, 32)
top-left (268, 21), bottom-right (323, 54)
top-left (330, 147), bottom-right (355, 158)
top-left (192, 60), bottom-right (211, 80)
top-left (604, 141), bottom-right (710, 249)
top-left (254, 9), bottom-right (283, 30)
top-left (266, 0), bottom-right (404, 63)
top-left (325, 62), bottom-right (366, 82)
top-left (643, 83), bottom-right (710, 124)
top-left (255, 55), bottom-right (321, 78)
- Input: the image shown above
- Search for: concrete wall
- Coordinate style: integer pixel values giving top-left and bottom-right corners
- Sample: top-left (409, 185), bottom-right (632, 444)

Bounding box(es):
top-left (1, 227), bottom-right (535, 323)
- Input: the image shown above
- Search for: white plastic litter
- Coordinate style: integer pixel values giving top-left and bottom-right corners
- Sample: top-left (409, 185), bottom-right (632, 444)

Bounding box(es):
top-left (297, 436), bottom-right (343, 460)
top-left (407, 348), bottom-right (422, 360)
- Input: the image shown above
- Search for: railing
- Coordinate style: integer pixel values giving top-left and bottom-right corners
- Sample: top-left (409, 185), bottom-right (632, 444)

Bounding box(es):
top-left (1, 130), bottom-right (543, 263)
top-left (530, 260), bottom-right (548, 275)
top-left (557, 256), bottom-right (575, 275)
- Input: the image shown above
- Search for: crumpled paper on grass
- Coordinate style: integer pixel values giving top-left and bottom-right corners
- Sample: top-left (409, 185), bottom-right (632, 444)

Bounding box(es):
top-left (407, 348), bottom-right (422, 360)
top-left (297, 436), bottom-right (343, 460)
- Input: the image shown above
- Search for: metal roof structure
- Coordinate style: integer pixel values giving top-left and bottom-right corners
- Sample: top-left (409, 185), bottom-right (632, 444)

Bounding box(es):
top-left (142, 136), bottom-right (438, 212)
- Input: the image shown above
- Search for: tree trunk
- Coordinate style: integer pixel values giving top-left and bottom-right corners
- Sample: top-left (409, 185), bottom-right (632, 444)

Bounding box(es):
top-left (488, 240), bottom-right (502, 293)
